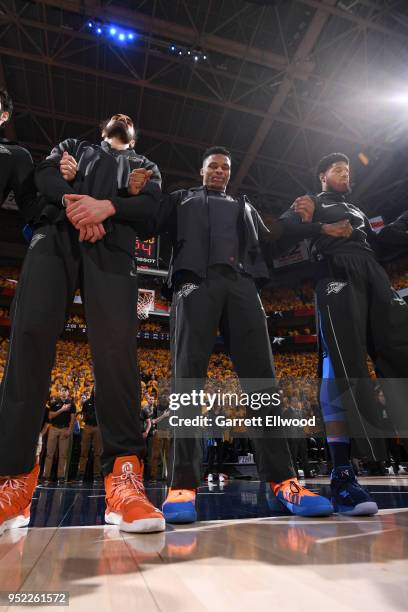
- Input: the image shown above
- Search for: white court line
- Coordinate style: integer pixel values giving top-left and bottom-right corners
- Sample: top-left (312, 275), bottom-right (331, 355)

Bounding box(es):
top-left (377, 507), bottom-right (408, 515)
top-left (25, 508), bottom-right (408, 534)
top-left (316, 528), bottom-right (399, 544)
top-left (25, 507), bottom-right (408, 533)
top-left (27, 525), bottom-right (115, 531)
top-left (25, 519), bottom-right (381, 533)
top-left (370, 491), bottom-right (408, 494)
top-left (159, 517), bottom-right (386, 534)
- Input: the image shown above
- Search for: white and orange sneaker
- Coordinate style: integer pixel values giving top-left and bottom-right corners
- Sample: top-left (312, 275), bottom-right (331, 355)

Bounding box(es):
top-left (0, 464), bottom-right (39, 536)
top-left (105, 456), bottom-right (165, 533)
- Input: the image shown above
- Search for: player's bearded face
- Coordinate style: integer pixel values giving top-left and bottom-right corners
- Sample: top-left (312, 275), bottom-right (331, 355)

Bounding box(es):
top-left (102, 114), bottom-right (136, 144)
top-left (323, 162), bottom-right (350, 193)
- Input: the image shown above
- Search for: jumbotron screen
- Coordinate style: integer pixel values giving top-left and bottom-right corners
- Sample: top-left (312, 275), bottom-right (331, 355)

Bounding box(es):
top-left (134, 237), bottom-right (159, 268)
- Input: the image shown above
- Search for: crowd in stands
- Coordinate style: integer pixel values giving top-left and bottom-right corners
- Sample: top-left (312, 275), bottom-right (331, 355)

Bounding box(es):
top-left (0, 307), bottom-right (9, 320)
top-left (66, 314), bottom-right (85, 325)
top-left (140, 321), bottom-right (165, 333)
top-left (0, 338), bottom-right (323, 406)
top-left (2, 263), bottom-right (408, 311)
top-left (261, 284), bottom-right (315, 313)
top-left (0, 267), bottom-right (19, 288)
top-left (387, 256), bottom-right (408, 290)
top-left (276, 326), bottom-right (314, 336)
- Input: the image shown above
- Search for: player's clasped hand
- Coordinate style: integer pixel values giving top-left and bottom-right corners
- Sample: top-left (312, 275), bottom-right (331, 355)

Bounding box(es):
top-left (128, 168), bottom-right (153, 195)
top-left (292, 195), bottom-right (315, 222)
top-left (321, 219), bottom-right (353, 238)
top-left (64, 194), bottom-right (115, 225)
top-left (59, 151), bottom-right (77, 182)
top-left (63, 194), bottom-right (115, 243)
top-left (77, 224), bottom-right (107, 243)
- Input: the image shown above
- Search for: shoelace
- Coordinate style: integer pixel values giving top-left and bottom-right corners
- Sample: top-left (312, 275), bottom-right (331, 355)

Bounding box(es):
top-left (0, 477), bottom-right (28, 509)
top-left (289, 481), bottom-right (302, 495)
top-left (111, 471), bottom-right (146, 506)
top-left (281, 480), bottom-right (303, 504)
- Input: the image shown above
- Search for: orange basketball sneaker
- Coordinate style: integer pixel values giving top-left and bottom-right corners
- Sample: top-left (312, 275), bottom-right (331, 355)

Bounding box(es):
top-left (271, 478), bottom-right (334, 517)
top-left (105, 456), bottom-right (165, 533)
top-left (0, 464), bottom-right (40, 536)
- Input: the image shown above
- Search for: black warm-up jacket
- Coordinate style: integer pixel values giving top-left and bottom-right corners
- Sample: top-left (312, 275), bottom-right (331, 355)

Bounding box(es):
top-left (0, 137), bottom-right (39, 223)
top-left (155, 186), bottom-right (322, 291)
top-left (280, 191), bottom-right (380, 262)
top-left (377, 210), bottom-right (408, 256)
top-left (34, 138), bottom-right (162, 253)
top-left (280, 190), bottom-right (408, 267)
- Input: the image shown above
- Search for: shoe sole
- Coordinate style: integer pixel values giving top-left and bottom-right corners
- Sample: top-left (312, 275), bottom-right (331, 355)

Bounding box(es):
top-left (279, 501), bottom-right (334, 517)
top-left (0, 514), bottom-right (30, 536)
top-left (333, 501), bottom-right (378, 516)
top-left (162, 509), bottom-right (197, 524)
top-left (105, 512), bottom-right (165, 533)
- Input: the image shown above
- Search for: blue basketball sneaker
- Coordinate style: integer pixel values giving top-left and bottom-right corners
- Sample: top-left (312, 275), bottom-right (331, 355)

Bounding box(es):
top-left (271, 479), bottom-right (334, 517)
top-left (162, 488), bottom-right (197, 523)
top-left (330, 466), bottom-right (378, 516)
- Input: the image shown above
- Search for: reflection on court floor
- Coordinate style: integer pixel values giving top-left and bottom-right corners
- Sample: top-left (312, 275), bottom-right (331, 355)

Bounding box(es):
top-left (1, 478), bottom-right (407, 611)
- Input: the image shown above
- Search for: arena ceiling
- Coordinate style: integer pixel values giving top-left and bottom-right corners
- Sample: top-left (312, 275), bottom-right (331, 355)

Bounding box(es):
top-left (1, 0), bottom-right (408, 226)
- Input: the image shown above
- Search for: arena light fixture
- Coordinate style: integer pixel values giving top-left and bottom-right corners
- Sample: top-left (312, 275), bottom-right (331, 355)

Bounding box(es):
top-left (168, 42), bottom-right (208, 63)
top-left (86, 21), bottom-right (137, 45)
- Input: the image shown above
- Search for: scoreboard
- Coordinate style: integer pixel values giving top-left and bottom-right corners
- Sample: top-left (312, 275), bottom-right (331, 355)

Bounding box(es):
top-left (134, 237), bottom-right (159, 268)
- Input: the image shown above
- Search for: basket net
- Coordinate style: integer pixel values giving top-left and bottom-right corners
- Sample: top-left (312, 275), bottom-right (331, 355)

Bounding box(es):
top-left (137, 290), bottom-right (155, 320)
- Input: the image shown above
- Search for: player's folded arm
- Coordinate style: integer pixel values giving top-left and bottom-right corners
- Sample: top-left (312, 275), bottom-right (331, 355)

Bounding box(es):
top-left (34, 138), bottom-right (79, 203)
top-left (110, 180), bottom-right (162, 238)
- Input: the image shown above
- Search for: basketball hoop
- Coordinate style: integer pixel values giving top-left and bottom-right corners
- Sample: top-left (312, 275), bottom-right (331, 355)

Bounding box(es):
top-left (137, 289), bottom-right (155, 320)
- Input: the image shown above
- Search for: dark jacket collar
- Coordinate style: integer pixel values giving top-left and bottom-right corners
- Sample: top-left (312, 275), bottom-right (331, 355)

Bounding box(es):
top-left (316, 190), bottom-right (348, 202)
top-left (100, 140), bottom-right (135, 157)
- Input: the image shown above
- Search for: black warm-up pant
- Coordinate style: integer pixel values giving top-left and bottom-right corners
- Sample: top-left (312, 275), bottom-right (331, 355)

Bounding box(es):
top-left (288, 438), bottom-right (312, 478)
top-left (168, 265), bottom-right (295, 489)
top-left (0, 221), bottom-right (144, 476)
top-left (316, 253), bottom-right (408, 461)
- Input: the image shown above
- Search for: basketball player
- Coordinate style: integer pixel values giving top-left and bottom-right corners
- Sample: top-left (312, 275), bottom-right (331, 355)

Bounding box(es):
top-left (0, 114), bottom-right (164, 536)
top-left (282, 152), bottom-right (408, 515)
top-left (156, 146), bottom-right (349, 522)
